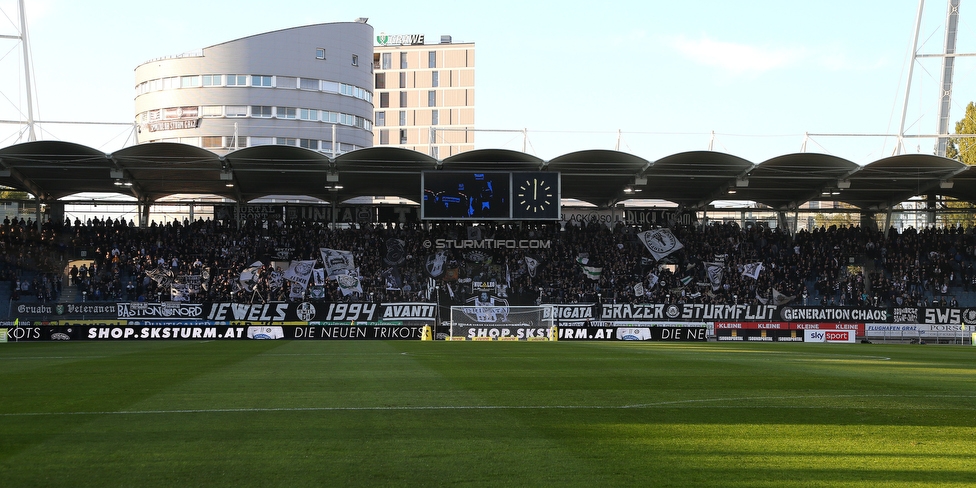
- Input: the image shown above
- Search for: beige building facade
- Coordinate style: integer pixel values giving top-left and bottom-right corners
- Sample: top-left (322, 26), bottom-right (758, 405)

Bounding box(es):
top-left (373, 35), bottom-right (474, 158)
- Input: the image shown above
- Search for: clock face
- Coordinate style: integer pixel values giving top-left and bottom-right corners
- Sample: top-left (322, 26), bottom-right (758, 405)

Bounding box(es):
top-left (513, 172), bottom-right (559, 219)
top-left (517, 178), bottom-right (554, 212)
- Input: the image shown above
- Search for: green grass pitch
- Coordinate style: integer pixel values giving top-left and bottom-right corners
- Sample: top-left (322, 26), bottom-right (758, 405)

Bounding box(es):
top-left (1, 340), bottom-right (974, 487)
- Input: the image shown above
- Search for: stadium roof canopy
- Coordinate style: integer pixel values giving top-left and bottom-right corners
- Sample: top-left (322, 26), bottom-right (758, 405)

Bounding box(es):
top-left (1, 140), bottom-right (974, 211)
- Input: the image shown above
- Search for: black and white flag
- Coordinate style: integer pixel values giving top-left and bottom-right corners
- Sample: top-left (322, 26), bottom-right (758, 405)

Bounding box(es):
top-left (320, 248), bottom-right (355, 277)
top-left (637, 228), bottom-right (684, 260)
top-left (742, 262), bottom-right (763, 280)
top-left (705, 262), bottom-right (724, 291)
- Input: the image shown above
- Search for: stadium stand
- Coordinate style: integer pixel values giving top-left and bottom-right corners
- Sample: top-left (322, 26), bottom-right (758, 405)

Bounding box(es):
top-left (3, 213), bottom-right (976, 310)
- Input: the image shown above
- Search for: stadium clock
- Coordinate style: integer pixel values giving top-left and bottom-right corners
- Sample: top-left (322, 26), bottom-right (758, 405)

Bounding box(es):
top-left (512, 172), bottom-right (560, 220)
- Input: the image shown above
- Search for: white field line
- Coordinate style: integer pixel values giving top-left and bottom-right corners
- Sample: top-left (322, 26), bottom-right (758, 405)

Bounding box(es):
top-left (2, 394), bottom-right (974, 417)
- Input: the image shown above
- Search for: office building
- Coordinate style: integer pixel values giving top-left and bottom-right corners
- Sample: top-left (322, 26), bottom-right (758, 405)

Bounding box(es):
top-left (373, 34), bottom-right (474, 158)
top-left (133, 21), bottom-right (374, 156)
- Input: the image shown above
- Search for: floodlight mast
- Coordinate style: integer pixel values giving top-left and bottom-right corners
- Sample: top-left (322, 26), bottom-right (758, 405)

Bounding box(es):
top-left (897, 0), bottom-right (927, 156)
top-left (935, 0), bottom-right (961, 157)
top-left (898, 0), bottom-right (967, 157)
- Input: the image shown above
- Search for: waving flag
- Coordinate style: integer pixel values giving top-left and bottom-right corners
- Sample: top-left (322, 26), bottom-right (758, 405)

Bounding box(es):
top-left (637, 228), bottom-right (684, 260)
top-left (705, 262), bottom-right (724, 291)
top-left (336, 274), bottom-right (363, 296)
top-left (742, 262), bottom-right (763, 280)
top-left (320, 248), bottom-right (356, 277)
top-left (576, 256), bottom-right (603, 281)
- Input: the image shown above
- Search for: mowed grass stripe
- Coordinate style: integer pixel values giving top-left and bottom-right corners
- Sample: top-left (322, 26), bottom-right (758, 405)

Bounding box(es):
top-left (1, 341), bottom-right (974, 487)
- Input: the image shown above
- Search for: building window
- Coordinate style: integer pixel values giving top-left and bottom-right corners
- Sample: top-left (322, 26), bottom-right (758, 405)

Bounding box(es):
top-left (251, 106), bottom-right (273, 118)
top-left (432, 110), bottom-right (439, 126)
top-left (428, 91), bottom-right (436, 107)
top-left (375, 73), bottom-right (386, 90)
top-left (278, 107), bottom-right (297, 119)
top-left (202, 75), bottom-right (222, 86)
top-left (352, 54), bottom-right (359, 66)
top-left (276, 137), bottom-right (297, 146)
top-left (379, 130), bottom-right (389, 145)
top-left (200, 106), bottom-right (222, 117)
top-left (431, 71), bottom-right (439, 88)
top-left (300, 108), bottom-right (319, 121)
top-left (322, 111), bottom-right (338, 124)
top-left (252, 75), bottom-right (273, 87)
top-left (225, 105), bottom-right (247, 117)
top-left (180, 76), bottom-right (200, 88)
top-left (276, 76), bottom-right (296, 89)
top-left (315, 48), bottom-right (326, 60)
top-left (201, 136), bottom-right (223, 148)
top-left (300, 139), bottom-right (318, 150)
top-left (376, 112), bottom-right (386, 127)
top-left (250, 137), bottom-right (274, 146)
top-left (299, 78), bottom-right (318, 91)
top-left (399, 110), bottom-right (407, 126)
top-left (162, 77), bottom-right (178, 90)
top-left (400, 91), bottom-right (407, 107)
top-left (381, 52), bottom-right (391, 70)
top-left (321, 80), bottom-right (339, 93)
top-left (226, 75), bottom-right (247, 86)
top-left (400, 129), bottom-right (408, 144)
top-left (399, 72), bottom-right (407, 89)
top-left (379, 92), bottom-right (390, 108)
top-left (428, 51), bottom-right (436, 68)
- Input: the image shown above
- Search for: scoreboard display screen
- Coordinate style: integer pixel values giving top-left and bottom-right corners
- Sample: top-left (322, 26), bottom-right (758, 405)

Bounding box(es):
top-left (422, 172), bottom-right (510, 219)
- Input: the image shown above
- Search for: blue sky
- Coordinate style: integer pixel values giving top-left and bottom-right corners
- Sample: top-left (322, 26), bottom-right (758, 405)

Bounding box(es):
top-left (1, 0), bottom-right (974, 165)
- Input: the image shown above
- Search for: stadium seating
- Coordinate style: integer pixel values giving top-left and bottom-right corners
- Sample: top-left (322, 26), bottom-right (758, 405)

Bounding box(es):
top-left (2, 215), bottom-right (975, 308)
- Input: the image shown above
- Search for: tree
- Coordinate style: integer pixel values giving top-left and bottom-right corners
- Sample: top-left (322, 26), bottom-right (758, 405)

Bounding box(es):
top-left (945, 101), bottom-right (976, 163)
top-left (0, 188), bottom-right (32, 200)
top-left (942, 101), bottom-right (976, 229)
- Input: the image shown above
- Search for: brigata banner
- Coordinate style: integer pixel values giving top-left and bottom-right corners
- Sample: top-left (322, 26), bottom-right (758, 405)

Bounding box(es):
top-left (544, 304), bottom-right (597, 327)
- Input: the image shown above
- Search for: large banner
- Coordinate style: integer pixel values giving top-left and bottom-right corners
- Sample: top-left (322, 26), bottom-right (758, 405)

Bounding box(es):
top-left (111, 302), bottom-right (437, 323)
top-left (214, 205), bottom-right (420, 224)
top-left (557, 326), bottom-right (707, 342)
top-left (10, 301), bottom-right (976, 326)
top-left (2, 324), bottom-right (426, 341)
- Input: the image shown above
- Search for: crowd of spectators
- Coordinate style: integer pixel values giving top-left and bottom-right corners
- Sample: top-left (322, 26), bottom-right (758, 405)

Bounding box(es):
top-left (3, 213), bottom-right (976, 308)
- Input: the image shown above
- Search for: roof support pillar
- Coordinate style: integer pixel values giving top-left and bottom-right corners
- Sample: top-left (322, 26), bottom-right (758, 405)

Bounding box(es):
top-left (140, 201), bottom-right (151, 229)
top-left (34, 199), bottom-right (41, 232)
